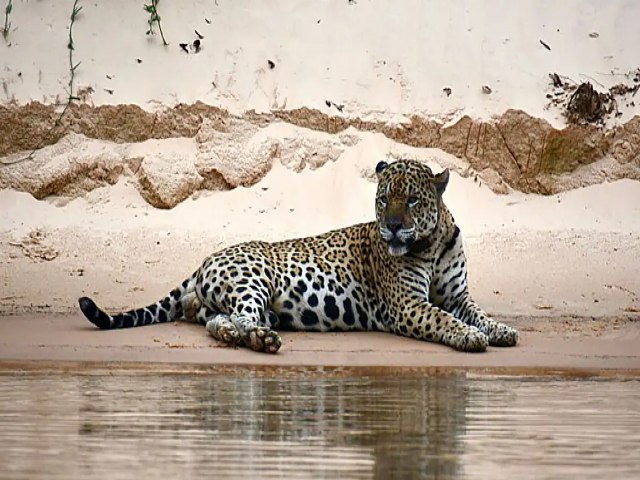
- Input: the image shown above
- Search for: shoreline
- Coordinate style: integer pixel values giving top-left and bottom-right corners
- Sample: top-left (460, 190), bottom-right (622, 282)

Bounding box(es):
top-left (1, 313), bottom-right (638, 376)
top-left (1, 361), bottom-right (638, 379)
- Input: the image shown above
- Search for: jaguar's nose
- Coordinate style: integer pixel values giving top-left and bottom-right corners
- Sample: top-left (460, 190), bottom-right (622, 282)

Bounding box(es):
top-left (386, 220), bottom-right (402, 234)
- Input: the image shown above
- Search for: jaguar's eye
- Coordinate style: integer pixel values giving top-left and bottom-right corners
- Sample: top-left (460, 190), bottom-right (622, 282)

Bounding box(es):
top-left (407, 196), bottom-right (420, 208)
top-left (379, 195), bottom-right (388, 207)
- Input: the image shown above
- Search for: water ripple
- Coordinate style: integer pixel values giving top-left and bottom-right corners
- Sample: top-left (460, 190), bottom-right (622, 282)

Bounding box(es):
top-left (0, 374), bottom-right (638, 479)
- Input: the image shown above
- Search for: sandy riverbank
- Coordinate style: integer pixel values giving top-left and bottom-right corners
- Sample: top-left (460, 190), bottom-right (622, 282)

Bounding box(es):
top-left (0, 313), bottom-right (638, 374)
top-left (1, 156), bottom-right (639, 373)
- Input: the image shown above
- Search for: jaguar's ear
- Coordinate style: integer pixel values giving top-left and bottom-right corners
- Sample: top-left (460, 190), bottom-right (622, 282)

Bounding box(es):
top-left (375, 161), bottom-right (389, 178)
top-left (434, 169), bottom-right (449, 196)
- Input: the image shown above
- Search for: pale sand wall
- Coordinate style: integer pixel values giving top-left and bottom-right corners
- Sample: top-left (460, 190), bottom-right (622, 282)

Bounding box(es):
top-left (2, 0), bottom-right (639, 126)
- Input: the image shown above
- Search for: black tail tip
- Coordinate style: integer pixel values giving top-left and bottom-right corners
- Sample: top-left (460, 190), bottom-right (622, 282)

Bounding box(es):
top-left (78, 296), bottom-right (111, 329)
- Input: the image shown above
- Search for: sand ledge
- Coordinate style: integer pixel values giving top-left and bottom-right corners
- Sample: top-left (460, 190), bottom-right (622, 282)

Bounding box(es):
top-left (2, 105), bottom-right (640, 199)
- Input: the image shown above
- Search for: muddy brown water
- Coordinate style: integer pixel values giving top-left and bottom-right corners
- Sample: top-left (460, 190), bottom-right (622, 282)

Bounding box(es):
top-left (0, 372), bottom-right (638, 479)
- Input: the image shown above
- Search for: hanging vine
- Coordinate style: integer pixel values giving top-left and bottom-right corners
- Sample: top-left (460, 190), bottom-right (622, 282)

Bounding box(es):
top-left (21, 0), bottom-right (83, 161)
top-left (2, 0), bottom-right (12, 41)
top-left (144, 0), bottom-right (168, 46)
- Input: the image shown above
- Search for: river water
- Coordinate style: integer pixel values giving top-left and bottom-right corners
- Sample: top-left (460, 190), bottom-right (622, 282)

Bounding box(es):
top-left (0, 372), bottom-right (638, 479)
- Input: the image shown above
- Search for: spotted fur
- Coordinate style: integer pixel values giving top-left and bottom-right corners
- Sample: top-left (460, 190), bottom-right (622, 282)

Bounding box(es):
top-left (79, 160), bottom-right (518, 353)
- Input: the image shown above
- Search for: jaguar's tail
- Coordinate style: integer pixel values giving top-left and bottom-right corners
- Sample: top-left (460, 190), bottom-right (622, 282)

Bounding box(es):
top-left (79, 272), bottom-right (198, 330)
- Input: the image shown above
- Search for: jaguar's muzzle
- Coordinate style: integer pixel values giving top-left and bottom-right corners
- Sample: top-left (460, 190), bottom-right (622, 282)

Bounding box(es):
top-left (379, 224), bottom-right (416, 256)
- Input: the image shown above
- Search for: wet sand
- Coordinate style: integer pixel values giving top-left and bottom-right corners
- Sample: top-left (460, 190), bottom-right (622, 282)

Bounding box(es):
top-left (1, 313), bottom-right (638, 375)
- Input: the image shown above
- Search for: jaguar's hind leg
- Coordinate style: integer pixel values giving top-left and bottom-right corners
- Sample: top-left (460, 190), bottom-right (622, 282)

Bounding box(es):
top-left (199, 269), bottom-right (281, 353)
top-left (230, 314), bottom-right (282, 354)
top-left (200, 305), bottom-right (281, 352)
top-left (183, 293), bottom-right (241, 347)
top-left (204, 312), bottom-right (242, 347)
top-left (181, 289), bottom-right (204, 323)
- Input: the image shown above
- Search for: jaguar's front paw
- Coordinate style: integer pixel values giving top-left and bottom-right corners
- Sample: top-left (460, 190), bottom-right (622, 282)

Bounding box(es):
top-left (452, 328), bottom-right (489, 353)
top-left (488, 323), bottom-right (519, 347)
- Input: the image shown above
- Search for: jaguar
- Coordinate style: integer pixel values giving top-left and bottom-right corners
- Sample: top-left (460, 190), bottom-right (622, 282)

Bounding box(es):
top-left (79, 159), bottom-right (518, 353)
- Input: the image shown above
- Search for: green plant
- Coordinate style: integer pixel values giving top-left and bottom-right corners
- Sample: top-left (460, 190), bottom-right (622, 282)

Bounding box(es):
top-left (144, 0), bottom-right (168, 45)
top-left (2, 0), bottom-right (12, 41)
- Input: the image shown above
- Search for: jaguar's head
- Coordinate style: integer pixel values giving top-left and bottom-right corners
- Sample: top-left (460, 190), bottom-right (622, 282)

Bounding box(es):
top-left (375, 159), bottom-right (449, 257)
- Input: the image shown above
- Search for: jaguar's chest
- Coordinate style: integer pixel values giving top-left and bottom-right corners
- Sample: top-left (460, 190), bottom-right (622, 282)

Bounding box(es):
top-left (376, 253), bottom-right (437, 300)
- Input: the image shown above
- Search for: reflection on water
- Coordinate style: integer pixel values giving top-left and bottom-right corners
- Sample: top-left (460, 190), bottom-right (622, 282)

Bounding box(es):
top-left (0, 372), bottom-right (639, 479)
